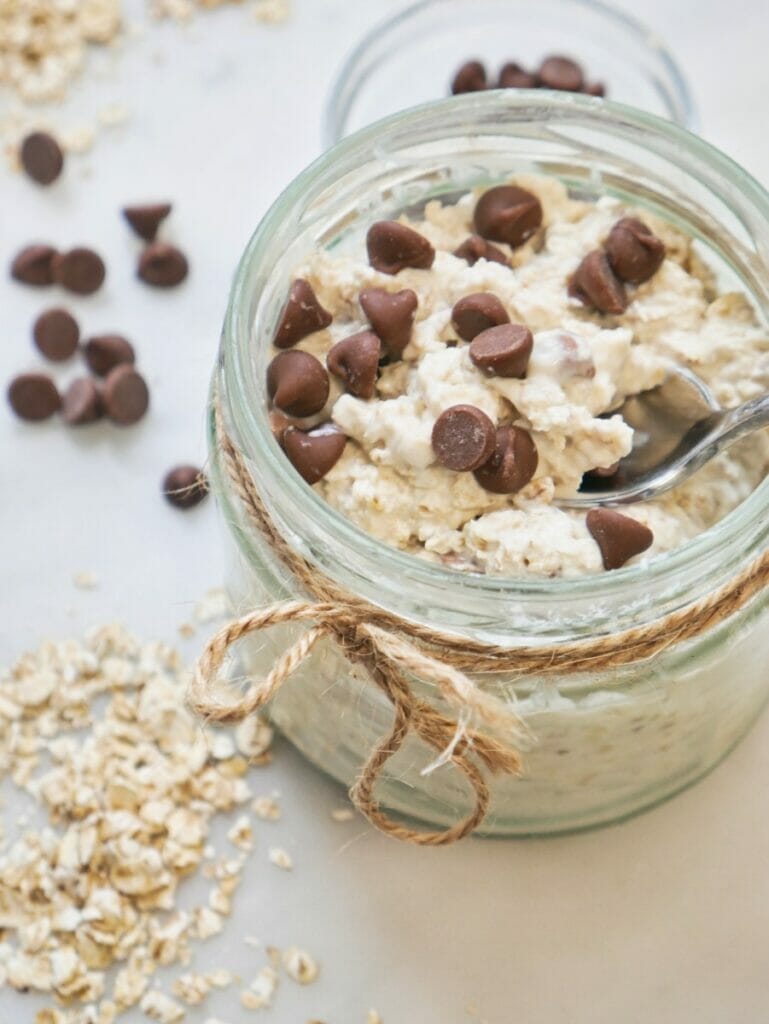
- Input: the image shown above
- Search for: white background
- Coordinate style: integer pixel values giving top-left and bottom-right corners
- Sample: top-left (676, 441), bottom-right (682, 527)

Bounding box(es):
top-left (2, 1), bottom-right (769, 1021)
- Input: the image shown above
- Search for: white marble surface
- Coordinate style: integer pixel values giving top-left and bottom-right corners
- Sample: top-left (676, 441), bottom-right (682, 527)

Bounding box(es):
top-left (1, 1), bottom-right (769, 1021)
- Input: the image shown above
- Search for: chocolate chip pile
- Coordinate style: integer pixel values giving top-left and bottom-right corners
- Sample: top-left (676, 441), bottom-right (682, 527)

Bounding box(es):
top-left (266, 182), bottom-right (668, 571)
top-left (7, 190), bottom-right (206, 510)
top-left (451, 54), bottom-right (604, 98)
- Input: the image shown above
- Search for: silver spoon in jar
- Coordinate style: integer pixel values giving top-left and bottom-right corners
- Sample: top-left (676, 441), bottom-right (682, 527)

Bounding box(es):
top-left (560, 366), bottom-right (768, 508)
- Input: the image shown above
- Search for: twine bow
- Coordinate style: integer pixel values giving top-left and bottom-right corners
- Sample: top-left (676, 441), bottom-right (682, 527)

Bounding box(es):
top-left (188, 399), bottom-right (769, 844)
top-left (188, 598), bottom-right (526, 846)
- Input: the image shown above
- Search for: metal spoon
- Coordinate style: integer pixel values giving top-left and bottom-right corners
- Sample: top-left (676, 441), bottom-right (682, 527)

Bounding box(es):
top-left (560, 366), bottom-right (768, 508)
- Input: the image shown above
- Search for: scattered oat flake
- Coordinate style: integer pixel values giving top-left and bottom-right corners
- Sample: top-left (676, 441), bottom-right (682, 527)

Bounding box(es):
top-left (367, 1012), bottom-right (384, 1024)
top-left (227, 814), bottom-right (254, 851)
top-left (73, 570), bottom-right (100, 589)
top-left (331, 807), bottom-right (355, 822)
top-left (253, 0), bottom-right (291, 23)
top-left (252, 795), bottom-right (281, 821)
top-left (194, 587), bottom-right (230, 624)
top-left (140, 989), bottom-right (185, 1023)
top-left (282, 946), bottom-right (319, 985)
top-left (236, 715), bottom-right (274, 759)
top-left (242, 964), bottom-right (278, 1009)
top-left (269, 846), bottom-right (293, 870)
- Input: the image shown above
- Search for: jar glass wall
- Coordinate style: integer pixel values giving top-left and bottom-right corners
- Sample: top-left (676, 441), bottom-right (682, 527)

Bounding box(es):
top-left (212, 94), bottom-right (769, 835)
top-left (323, 0), bottom-right (697, 146)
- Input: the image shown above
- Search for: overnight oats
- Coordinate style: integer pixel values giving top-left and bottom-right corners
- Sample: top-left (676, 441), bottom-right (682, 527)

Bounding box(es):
top-left (265, 175), bottom-right (769, 578)
top-left (210, 95), bottom-right (769, 835)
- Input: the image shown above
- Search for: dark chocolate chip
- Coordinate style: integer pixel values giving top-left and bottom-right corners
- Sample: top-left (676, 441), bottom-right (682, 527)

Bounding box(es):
top-left (584, 82), bottom-right (606, 97)
top-left (102, 366), bottom-right (149, 425)
top-left (605, 217), bottom-right (666, 284)
top-left (432, 404), bottom-right (496, 472)
top-left (137, 242), bottom-right (188, 287)
top-left (366, 221), bottom-right (435, 275)
top-left (451, 292), bottom-right (510, 342)
top-left (452, 235), bottom-right (509, 267)
top-left (33, 308), bottom-right (79, 362)
top-left (497, 62), bottom-right (538, 89)
top-left (162, 465), bottom-right (209, 509)
top-left (359, 287), bottom-right (418, 360)
top-left (569, 249), bottom-right (627, 314)
top-left (274, 279), bottom-right (333, 349)
top-left (266, 350), bottom-right (330, 417)
top-left (283, 424), bottom-right (347, 484)
top-left (7, 373), bottom-right (60, 422)
top-left (474, 185), bottom-right (543, 248)
top-left (586, 507), bottom-right (653, 570)
top-left (123, 203), bottom-right (172, 242)
top-left (538, 55), bottom-right (584, 92)
top-left (469, 323), bottom-right (533, 378)
top-left (52, 248), bottom-right (106, 295)
top-left (11, 244), bottom-right (58, 286)
top-left (62, 378), bottom-right (103, 426)
top-left (473, 425), bottom-right (538, 493)
top-left (20, 132), bottom-right (64, 185)
top-left (451, 60), bottom-right (487, 94)
top-left (83, 335), bottom-right (136, 377)
top-left (327, 330), bottom-right (381, 399)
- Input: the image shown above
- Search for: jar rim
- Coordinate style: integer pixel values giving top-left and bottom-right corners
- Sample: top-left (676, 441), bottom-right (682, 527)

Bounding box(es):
top-left (221, 92), bottom-right (769, 616)
top-left (322, 0), bottom-right (698, 146)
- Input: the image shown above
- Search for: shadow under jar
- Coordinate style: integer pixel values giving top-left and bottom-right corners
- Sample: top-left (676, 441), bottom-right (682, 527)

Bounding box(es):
top-left (210, 93), bottom-right (769, 837)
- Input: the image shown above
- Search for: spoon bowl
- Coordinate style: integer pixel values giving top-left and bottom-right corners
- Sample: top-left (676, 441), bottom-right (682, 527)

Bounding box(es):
top-left (561, 367), bottom-right (768, 507)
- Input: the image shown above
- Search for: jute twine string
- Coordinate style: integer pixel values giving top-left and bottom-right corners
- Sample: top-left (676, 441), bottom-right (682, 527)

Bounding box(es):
top-left (188, 401), bottom-right (769, 844)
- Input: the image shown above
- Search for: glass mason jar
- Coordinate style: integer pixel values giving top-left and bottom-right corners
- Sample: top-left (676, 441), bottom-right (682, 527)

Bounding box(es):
top-left (323, 0), bottom-right (697, 146)
top-left (210, 93), bottom-right (769, 836)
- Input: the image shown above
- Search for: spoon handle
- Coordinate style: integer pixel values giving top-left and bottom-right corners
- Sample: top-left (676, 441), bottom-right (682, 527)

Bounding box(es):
top-left (713, 392), bottom-right (769, 447)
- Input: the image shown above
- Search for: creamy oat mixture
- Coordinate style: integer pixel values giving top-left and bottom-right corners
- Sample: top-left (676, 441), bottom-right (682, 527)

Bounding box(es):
top-left (267, 174), bottom-right (769, 578)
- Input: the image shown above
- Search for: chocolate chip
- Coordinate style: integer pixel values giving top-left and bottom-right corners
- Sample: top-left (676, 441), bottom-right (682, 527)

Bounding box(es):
top-left (62, 378), bottom-right (103, 426)
top-left (359, 288), bottom-right (417, 360)
top-left (7, 373), bottom-right (60, 422)
top-left (451, 292), bottom-right (510, 342)
top-left (473, 425), bottom-right (538, 493)
top-left (137, 242), bottom-right (188, 287)
top-left (497, 62), bottom-right (538, 89)
top-left (102, 366), bottom-right (149, 426)
top-left (123, 203), bottom-right (172, 242)
top-left (366, 221), bottom-right (435, 275)
top-left (569, 250), bottom-right (627, 314)
top-left (451, 60), bottom-right (487, 94)
top-left (162, 465), bottom-right (209, 509)
top-left (283, 424), bottom-right (347, 484)
top-left (474, 186), bottom-right (543, 248)
top-left (327, 331), bottom-right (381, 399)
top-left (432, 405), bottom-right (496, 472)
top-left (538, 55), bottom-right (584, 92)
top-left (33, 308), bottom-right (79, 361)
top-left (266, 350), bottom-right (330, 417)
top-left (586, 508), bottom-right (653, 570)
top-left (20, 131), bottom-right (64, 185)
top-left (52, 248), bottom-right (106, 295)
top-left (11, 244), bottom-right (58, 286)
top-left (584, 81), bottom-right (606, 97)
top-left (83, 335), bottom-right (136, 377)
top-left (605, 217), bottom-right (666, 284)
top-left (274, 279), bottom-right (333, 349)
top-left (469, 323), bottom-right (533, 378)
top-left (452, 235), bottom-right (508, 267)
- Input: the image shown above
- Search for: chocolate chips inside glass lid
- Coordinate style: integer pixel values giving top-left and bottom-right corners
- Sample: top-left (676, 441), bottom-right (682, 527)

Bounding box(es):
top-left (450, 54), bottom-right (605, 97)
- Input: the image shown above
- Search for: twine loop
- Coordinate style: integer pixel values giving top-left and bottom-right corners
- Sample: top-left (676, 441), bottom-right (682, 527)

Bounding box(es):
top-left (188, 399), bottom-right (769, 844)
